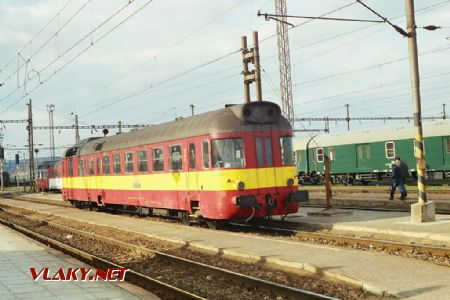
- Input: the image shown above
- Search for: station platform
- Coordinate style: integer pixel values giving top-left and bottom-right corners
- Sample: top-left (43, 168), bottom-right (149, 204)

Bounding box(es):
top-left (0, 223), bottom-right (156, 299)
top-left (284, 207), bottom-right (450, 247)
top-left (0, 196), bottom-right (449, 299)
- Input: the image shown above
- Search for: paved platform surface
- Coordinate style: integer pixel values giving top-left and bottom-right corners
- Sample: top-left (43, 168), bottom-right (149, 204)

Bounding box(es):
top-left (0, 197), bottom-right (449, 299)
top-left (284, 207), bottom-right (450, 247)
top-left (0, 223), bottom-right (156, 300)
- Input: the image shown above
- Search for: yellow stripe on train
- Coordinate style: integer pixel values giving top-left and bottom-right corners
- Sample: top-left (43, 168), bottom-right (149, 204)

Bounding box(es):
top-left (62, 166), bottom-right (297, 191)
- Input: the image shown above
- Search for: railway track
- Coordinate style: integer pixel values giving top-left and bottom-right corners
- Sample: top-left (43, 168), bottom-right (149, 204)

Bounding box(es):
top-left (2, 193), bottom-right (449, 266)
top-left (0, 205), bottom-right (336, 300)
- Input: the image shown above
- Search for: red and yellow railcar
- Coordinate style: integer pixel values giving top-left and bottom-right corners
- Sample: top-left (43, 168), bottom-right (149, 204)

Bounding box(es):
top-left (61, 101), bottom-right (308, 228)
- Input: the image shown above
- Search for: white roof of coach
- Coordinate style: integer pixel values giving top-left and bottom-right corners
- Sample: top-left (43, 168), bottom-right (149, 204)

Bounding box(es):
top-left (294, 120), bottom-right (450, 150)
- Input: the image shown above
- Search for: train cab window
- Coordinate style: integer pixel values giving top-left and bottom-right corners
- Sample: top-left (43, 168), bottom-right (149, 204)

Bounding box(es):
top-left (256, 137), bottom-right (264, 167)
top-left (138, 150), bottom-right (148, 172)
top-left (212, 138), bottom-right (244, 168)
top-left (385, 142), bottom-right (396, 158)
top-left (125, 152), bottom-right (134, 173)
top-left (113, 154), bottom-right (121, 174)
top-left (152, 147), bottom-right (164, 172)
top-left (89, 158), bottom-right (95, 176)
top-left (189, 143), bottom-right (196, 169)
top-left (68, 160), bottom-right (73, 177)
top-left (169, 145), bottom-right (182, 171)
top-left (202, 140), bottom-right (210, 169)
top-left (316, 148), bottom-right (324, 163)
top-left (328, 147), bottom-right (335, 161)
top-left (265, 137), bottom-right (273, 166)
top-left (78, 159), bottom-right (84, 176)
top-left (102, 155), bottom-right (110, 175)
top-left (280, 136), bottom-right (295, 165)
top-left (96, 158), bottom-right (100, 175)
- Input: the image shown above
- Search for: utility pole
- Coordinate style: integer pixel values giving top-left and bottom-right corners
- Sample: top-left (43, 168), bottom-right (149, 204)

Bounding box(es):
top-left (241, 31), bottom-right (262, 103)
top-left (405, 0), bottom-right (435, 223)
top-left (27, 99), bottom-right (36, 192)
top-left (443, 103), bottom-right (446, 119)
top-left (118, 120), bottom-right (122, 133)
top-left (75, 114), bottom-right (80, 143)
top-left (190, 104), bottom-right (195, 116)
top-left (345, 104), bottom-right (350, 131)
top-left (47, 104), bottom-right (55, 159)
top-left (275, 0), bottom-right (294, 127)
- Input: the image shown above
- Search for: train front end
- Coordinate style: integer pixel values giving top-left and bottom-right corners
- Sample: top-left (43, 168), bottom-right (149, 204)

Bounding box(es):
top-left (201, 101), bottom-right (308, 222)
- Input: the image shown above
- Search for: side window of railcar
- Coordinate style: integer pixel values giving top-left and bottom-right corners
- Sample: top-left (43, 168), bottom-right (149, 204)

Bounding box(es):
top-left (169, 145), bottom-right (182, 171)
top-left (189, 143), bottom-right (196, 169)
top-left (385, 142), bottom-right (395, 159)
top-left (357, 144), bottom-right (371, 159)
top-left (125, 152), bottom-right (134, 173)
top-left (78, 159), bottom-right (84, 176)
top-left (280, 136), bottom-right (295, 165)
top-left (212, 138), bottom-right (244, 168)
top-left (152, 147), bottom-right (164, 172)
top-left (445, 137), bottom-right (450, 153)
top-left (113, 154), bottom-right (121, 174)
top-left (202, 140), bottom-right (210, 169)
top-left (68, 160), bottom-right (73, 177)
top-left (102, 155), bottom-right (110, 175)
top-left (89, 158), bottom-right (95, 176)
top-left (138, 150), bottom-right (148, 172)
top-left (316, 148), bottom-right (324, 163)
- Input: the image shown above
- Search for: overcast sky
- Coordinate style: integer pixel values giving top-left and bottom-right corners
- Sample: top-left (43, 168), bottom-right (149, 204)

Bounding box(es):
top-left (0, 0), bottom-right (449, 159)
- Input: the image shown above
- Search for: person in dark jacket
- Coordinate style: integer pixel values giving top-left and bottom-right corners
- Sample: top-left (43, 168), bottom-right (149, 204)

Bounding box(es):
top-left (390, 161), bottom-right (406, 200)
top-left (396, 157), bottom-right (409, 198)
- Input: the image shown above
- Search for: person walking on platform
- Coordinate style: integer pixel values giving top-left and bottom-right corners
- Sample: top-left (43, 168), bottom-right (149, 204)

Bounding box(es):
top-left (389, 161), bottom-right (406, 200)
top-left (396, 156), bottom-right (409, 198)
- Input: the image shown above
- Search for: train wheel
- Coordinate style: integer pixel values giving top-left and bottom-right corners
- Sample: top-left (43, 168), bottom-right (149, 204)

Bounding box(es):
top-left (181, 211), bottom-right (191, 226)
top-left (206, 219), bottom-right (228, 230)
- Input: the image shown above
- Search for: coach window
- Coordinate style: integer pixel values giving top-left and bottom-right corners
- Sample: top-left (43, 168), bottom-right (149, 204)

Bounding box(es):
top-left (89, 158), bottom-right (95, 176)
top-left (212, 138), bottom-right (244, 168)
top-left (316, 148), bottom-right (324, 163)
top-left (189, 143), bottom-right (196, 169)
top-left (78, 159), bottom-right (84, 176)
top-left (102, 155), bottom-right (110, 175)
top-left (385, 142), bottom-right (395, 159)
top-left (113, 153), bottom-right (121, 174)
top-left (68, 160), bottom-right (73, 177)
top-left (328, 147), bottom-right (335, 161)
top-left (138, 150), bottom-right (148, 172)
top-left (202, 140), bottom-right (210, 169)
top-left (357, 144), bottom-right (371, 159)
top-left (280, 136), bottom-right (295, 165)
top-left (152, 147), bottom-right (164, 171)
top-left (255, 137), bottom-right (264, 167)
top-left (125, 152), bottom-right (134, 173)
top-left (169, 145), bottom-right (182, 171)
top-left (265, 137), bottom-right (273, 166)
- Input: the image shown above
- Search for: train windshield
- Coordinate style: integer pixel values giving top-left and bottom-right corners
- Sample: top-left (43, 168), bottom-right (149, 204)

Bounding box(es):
top-left (280, 136), bottom-right (295, 165)
top-left (212, 138), bottom-right (244, 168)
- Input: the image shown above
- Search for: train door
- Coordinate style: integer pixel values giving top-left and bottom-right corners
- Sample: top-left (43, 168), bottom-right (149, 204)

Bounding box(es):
top-left (186, 142), bottom-right (199, 204)
top-left (443, 137), bottom-right (450, 167)
top-left (356, 143), bottom-right (371, 171)
top-left (255, 135), bottom-right (277, 195)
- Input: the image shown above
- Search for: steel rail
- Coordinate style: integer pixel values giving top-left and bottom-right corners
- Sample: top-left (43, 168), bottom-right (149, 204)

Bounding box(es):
top-left (0, 206), bottom-right (334, 300)
top-left (0, 214), bottom-right (204, 300)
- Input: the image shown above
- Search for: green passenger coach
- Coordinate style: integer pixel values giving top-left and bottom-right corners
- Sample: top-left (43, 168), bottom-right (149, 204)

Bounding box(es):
top-left (294, 120), bottom-right (450, 185)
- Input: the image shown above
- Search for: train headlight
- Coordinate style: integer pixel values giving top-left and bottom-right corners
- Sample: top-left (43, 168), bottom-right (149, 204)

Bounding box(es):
top-left (236, 181), bottom-right (245, 190)
top-left (287, 178), bottom-right (295, 186)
